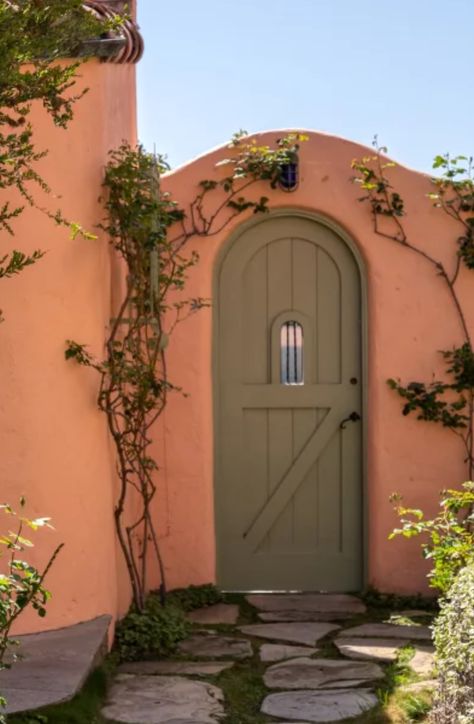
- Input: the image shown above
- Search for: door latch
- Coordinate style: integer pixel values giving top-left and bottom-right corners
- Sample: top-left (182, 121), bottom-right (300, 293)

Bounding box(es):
top-left (340, 411), bottom-right (361, 430)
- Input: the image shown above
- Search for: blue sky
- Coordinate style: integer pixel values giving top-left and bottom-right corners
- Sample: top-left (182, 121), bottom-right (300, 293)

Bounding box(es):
top-left (137, 0), bottom-right (473, 172)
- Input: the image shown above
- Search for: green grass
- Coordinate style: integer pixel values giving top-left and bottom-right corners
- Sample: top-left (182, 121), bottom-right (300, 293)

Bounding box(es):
top-left (369, 645), bottom-right (433, 723)
top-left (388, 613), bottom-right (435, 628)
top-left (218, 660), bottom-right (269, 724)
top-left (398, 692), bottom-right (432, 721)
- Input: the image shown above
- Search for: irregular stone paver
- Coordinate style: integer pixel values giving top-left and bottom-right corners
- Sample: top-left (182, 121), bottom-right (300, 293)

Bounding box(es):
top-left (261, 688), bottom-right (378, 722)
top-left (0, 615), bottom-right (110, 715)
top-left (178, 634), bottom-right (252, 659)
top-left (260, 644), bottom-right (319, 662)
top-left (239, 622), bottom-right (339, 646)
top-left (101, 674), bottom-right (224, 723)
top-left (187, 604), bottom-right (239, 625)
top-left (400, 609), bottom-right (434, 618)
top-left (104, 595), bottom-right (436, 723)
top-left (119, 661), bottom-right (234, 676)
top-left (263, 657), bottom-right (384, 689)
top-left (338, 623), bottom-right (432, 641)
top-left (258, 610), bottom-right (349, 623)
top-left (334, 637), bottom-right (406, 662)
top-left (409, 644), bottom-right (435, 677)
top-left (247, 593), bottom-right (365, 614)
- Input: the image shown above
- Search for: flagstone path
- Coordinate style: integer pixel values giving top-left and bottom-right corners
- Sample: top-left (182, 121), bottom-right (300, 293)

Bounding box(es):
top-left (102, 594), bottom-right (436, 723)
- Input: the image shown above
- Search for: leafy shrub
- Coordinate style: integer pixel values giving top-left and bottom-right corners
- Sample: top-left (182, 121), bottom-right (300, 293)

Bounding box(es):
top-left (166, 583), bottom-right (223, 612)
top-left (0, 501), bottom-right (60, 722)
top-left (114, 598), bottom-right (189, 662)
top-left (114, 584), bottom-right (223, 662)
top-left (430, 564), bottom-right (474, 723)
top-left (389, 482), bottom-right (474, 593)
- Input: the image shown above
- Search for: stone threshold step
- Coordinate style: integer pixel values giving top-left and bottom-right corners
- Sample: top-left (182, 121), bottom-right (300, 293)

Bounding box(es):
top-left (0, 615), bottom-right (111, 714)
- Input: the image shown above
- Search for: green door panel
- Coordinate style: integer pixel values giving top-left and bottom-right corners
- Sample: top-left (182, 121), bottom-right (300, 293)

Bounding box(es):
top-left (214, 216), bottom-right (362, 591)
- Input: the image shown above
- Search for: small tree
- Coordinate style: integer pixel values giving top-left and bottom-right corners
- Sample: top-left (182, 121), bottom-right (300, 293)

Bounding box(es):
top-left (0, 0), bottom-right (121, 303)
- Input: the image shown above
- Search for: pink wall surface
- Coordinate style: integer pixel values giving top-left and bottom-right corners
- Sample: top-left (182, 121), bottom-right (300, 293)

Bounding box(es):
top-left (0, 59), bottom-right (137, 634)
top-left (3, 118), bottom-right (472, 636)
top-left (153, 130), bottom-right (473, 596)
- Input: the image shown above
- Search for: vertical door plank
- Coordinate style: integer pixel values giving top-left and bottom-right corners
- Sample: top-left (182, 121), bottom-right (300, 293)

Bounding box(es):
top-left (243, 246), bottom-right (268, 384)
top-left (267, 408), bottom-right (294, 550)
top-left (243, 409), bottom-right (269, 554)
top-left (292, 239), bottom-right (318, 383)
top-left (317, 427), bottom-right (343, 553)
top-left (266, 237), bottom-right (293, 549)
top-left (292, 408), bottom-right (319, 550)
top-left (317, 249), bottom-right (341, 384)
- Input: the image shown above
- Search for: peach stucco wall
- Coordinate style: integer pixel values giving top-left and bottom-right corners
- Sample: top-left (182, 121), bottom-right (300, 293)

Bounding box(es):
top-left (153, 130), bottom-right (473, 596)
top-left (3, 115), bottom-right (472, 637)
top-left (1, 59), bottom-right (137, 634)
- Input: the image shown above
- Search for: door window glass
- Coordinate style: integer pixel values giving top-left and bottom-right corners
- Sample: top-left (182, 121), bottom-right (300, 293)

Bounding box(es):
top-left (280, 321), bottom-right (304, 384)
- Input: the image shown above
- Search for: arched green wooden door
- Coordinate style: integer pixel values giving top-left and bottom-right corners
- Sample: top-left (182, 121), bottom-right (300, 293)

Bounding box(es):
top-left (215, 215), bottom-right (363, 591)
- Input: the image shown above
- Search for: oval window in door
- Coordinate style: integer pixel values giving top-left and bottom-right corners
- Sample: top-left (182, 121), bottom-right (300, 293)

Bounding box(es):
top-left (280, 321), bottom-right (304, 385)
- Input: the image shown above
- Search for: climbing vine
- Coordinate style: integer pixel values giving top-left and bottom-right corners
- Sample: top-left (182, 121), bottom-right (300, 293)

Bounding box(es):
top-left (66, 132), bottom-right (307, 611)
top-left (352, 143), bottom-right (474, 479)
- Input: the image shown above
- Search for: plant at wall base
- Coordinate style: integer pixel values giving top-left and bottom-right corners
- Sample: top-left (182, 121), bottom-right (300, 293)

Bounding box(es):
top-left (0, 499), bottom-right (62, 722)
top-left (65, 132), bottom-right (307, 612)
top-left (114, 595), bottom-right (189, 662)
top-left (106, 584), bottom-right (222, 664)
top-left (389, 482), bottom-right (474, 594)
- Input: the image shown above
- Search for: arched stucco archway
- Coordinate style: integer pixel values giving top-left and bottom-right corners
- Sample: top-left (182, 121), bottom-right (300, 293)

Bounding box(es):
top-left (153, 129), bottom-right (473, 597)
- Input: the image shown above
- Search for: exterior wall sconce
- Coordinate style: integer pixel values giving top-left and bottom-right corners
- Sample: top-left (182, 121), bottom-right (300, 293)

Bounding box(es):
top-left (79, 37), bottom-right (127, 59)
top-left (278, 156), bottom-right (299, 192)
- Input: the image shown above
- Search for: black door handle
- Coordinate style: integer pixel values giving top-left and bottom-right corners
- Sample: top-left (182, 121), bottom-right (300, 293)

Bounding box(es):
top-left (340, 411), bottom-right (361, 430)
